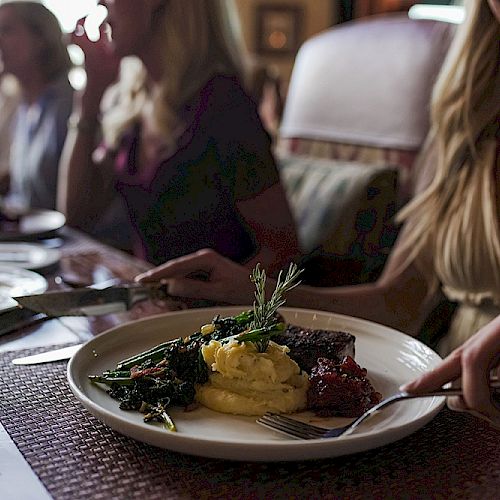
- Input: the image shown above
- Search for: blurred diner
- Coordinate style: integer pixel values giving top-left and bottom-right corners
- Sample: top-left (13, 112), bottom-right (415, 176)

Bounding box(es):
top-left (57, 0), bottom-right (299, 274)
top-left (138, 0), bottom-right (499, 368)
top-left (0, 0), bottom-right (73, 210)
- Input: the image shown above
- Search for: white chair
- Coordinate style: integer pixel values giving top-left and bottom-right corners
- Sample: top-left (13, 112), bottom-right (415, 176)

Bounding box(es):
top-left (275, 14), bottom-right (454, 285)
top-left (279, 13), bottom-right (454, 202)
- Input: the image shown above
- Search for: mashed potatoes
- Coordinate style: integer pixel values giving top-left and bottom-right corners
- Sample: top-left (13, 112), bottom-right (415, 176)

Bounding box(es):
top-left (196, 338), bottom-right (309, 416)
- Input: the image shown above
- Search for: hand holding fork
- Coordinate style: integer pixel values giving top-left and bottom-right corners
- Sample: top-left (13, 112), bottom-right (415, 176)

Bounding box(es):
top-left (257, 378), bottom-right (500, 439)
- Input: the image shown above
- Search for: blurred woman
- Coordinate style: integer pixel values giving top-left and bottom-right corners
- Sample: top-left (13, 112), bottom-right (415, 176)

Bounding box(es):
top-left (58, 0), bottom-right (299, 272)
top-left (0, 1), bottom-right (72, 210)
top-left (138, 0), bottom-right (500, 426)
top-left (138, 0), bottom-right (499, 355)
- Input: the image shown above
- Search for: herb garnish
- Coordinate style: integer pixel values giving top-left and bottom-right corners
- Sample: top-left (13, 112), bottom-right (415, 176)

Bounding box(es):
top-left (237, 263), bottom-right (302, 352)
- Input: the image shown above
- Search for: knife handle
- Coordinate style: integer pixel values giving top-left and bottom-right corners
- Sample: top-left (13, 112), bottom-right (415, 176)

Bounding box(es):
top-left (0, 307), bottom-right (49, 337)
top-left (128, 283), bottom-right (170, 307)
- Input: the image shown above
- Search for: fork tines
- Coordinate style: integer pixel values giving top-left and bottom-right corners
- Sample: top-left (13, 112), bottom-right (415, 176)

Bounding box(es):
top-left (257, 413), bottom-right (330, 439)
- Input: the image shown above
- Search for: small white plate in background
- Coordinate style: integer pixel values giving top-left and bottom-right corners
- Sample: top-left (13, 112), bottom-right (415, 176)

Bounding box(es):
top-left (0, 265), bottom-right (48, 311)
top-left (0, 243), bottom-right (61, 271)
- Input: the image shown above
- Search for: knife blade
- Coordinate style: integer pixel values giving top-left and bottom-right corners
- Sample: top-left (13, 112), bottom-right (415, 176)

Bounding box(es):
top-left (0, 278), bottom-right (123, 337)
top-left (13, 283), bottom-right (169, 317)
top-left (11, 344), bottom-right (82, 365)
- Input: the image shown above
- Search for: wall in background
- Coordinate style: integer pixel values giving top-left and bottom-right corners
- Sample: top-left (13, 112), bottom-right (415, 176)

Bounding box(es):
top-left (235, 0), bottom-right (337, 91)
top-left (355, 0), bottom-right (418, 17)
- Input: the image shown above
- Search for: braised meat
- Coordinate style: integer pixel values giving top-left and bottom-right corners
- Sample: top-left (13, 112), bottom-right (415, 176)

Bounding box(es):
top-left (307, 356), bottom-right (381, 418)
top-left (273, 325), bottom-right (355, 373)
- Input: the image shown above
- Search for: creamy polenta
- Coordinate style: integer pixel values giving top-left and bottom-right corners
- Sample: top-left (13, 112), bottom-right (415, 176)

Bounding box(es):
top-left (196, 338), bottom-right (309, 416)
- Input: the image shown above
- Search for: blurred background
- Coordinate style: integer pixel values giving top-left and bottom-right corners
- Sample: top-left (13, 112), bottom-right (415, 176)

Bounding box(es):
top-left (38, 0), bottom-right (464, 94)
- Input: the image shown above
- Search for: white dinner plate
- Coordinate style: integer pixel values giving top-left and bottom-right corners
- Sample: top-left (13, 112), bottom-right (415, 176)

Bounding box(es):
top-left (0, 265), bottom-right (48, 311)
top-left (0, 243), bottom-right (61, 270)
top-left (68, 307), bottom-right (445, 462)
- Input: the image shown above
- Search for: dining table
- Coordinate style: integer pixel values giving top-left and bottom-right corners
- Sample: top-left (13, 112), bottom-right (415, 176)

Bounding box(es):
top-left (0, 225), bottom-right (498, 500)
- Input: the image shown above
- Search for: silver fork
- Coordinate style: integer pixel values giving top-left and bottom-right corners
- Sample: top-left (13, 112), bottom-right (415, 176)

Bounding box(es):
top-left (257, 380), bottom-right (500, 440)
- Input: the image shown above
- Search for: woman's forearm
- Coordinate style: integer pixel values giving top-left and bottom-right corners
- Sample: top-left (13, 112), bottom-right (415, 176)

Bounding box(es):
top-left (283, 266), bottom-right (435, 336)
top-left (279, 225), bottom-right (439, 335)
top-left (57, 94), bottom-right (114, 230)
top-left (238, 182), bottom-right (301, 275)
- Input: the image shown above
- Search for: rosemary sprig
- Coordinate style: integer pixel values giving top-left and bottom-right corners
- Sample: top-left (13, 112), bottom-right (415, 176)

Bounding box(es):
top-left (251, 262), bottom-right (302, 330)
top-left (237, 263), bottom-right (302, 352)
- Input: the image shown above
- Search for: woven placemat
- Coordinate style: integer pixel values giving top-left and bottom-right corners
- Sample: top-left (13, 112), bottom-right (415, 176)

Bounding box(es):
top-left (1, 347), bottom-right (499, 500)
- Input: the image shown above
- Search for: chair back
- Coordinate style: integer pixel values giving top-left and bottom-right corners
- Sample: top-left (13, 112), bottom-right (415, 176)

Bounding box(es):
top-left (279, 13), bottom-right (454, 201)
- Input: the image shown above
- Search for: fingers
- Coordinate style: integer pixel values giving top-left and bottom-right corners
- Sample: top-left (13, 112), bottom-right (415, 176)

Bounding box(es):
top-left (71, 17), bottom-right (87, 45)
top-left (166, 277), bottom-right (220, 300)
top-left (400, 349), bottom-right (462, 393)
top-left (71, 15), bottom-right (111, 51)
top-left (135, 249), bottom-right (224, 283)
top-left (405, 316), bottom-right (500, 426)
top-left (74, 16), bottom-right (86, 30)
top-left (460, 334), bottom-right (500, 418)
top-left (135, 250), bottom-right (254, 304)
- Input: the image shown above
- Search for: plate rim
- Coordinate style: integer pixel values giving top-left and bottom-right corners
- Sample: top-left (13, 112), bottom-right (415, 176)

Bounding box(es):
top-left (67, 306), bottom-right (445, 461)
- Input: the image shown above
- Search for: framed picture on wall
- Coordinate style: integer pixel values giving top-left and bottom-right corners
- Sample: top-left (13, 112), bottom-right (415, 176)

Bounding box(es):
top-left (256, 4), bottom-right (303, 56)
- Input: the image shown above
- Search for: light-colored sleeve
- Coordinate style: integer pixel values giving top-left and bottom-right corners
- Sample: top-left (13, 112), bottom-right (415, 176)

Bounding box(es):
top-left (24, 85), bottom-right (74, 209)
top-left (0, 82), bottom-right (20, 177)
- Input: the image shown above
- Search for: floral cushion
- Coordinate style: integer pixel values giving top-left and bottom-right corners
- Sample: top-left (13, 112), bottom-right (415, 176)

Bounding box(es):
top-left (278, 154), bottom-right (399, 282)
top-left (277, 137), bottom-right (414, 204)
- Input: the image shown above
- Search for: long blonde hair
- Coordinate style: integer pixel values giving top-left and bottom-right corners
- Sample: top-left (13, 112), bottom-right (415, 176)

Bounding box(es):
top-left (102, 0), bottom-right (248, 150)
top-left (396, 0), bottom-right (500, 292)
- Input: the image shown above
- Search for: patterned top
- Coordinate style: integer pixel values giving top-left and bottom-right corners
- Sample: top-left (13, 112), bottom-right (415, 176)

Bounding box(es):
top-left (113, 75), bottom-right (280, 265)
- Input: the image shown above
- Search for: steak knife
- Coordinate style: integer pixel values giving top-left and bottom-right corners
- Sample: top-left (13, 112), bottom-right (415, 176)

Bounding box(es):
top-left (13, 283), bottom-right (169, 317)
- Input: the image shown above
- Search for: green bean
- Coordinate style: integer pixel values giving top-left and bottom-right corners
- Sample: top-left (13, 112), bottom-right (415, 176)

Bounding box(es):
top-left (233, 309), bottom-right (254, 325)
top-left (102, 370), bottom-right (131, 378)
top-left (89, 375), bottom-right (135, 386)
top-left (116, 339), bottom-right (179, 370)
top-left (116, 310), bottom-right (253, 370)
